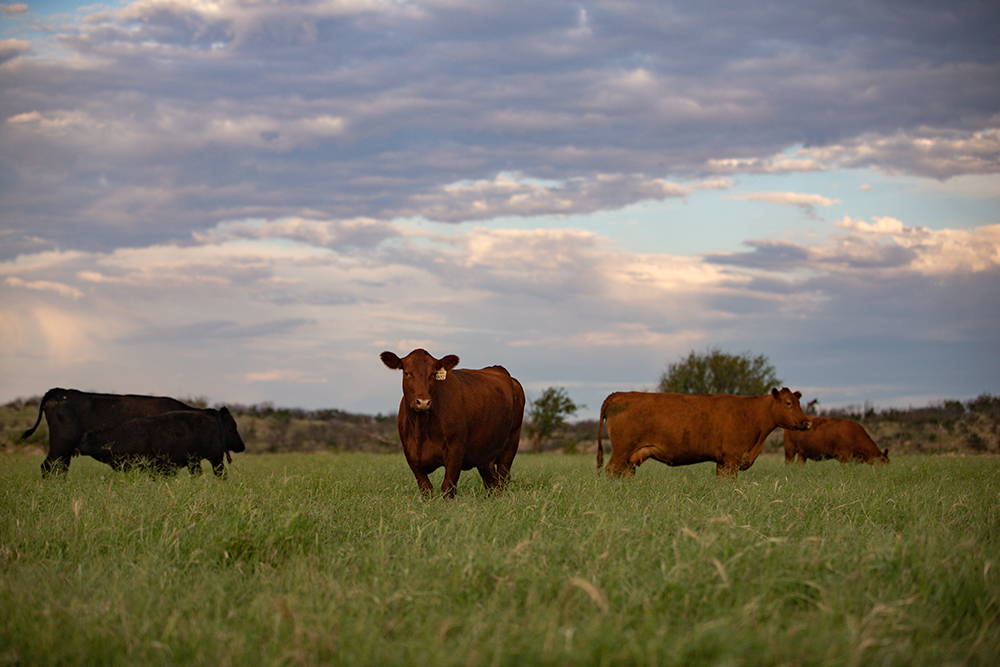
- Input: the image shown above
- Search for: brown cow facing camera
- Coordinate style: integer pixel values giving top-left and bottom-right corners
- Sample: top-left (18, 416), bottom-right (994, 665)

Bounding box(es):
top-left (597, 387), bottom-right (812, 479)
top-left (381, 348), bottom-right (525, 498)
top-left (784, 415), bottom-right (889, 465)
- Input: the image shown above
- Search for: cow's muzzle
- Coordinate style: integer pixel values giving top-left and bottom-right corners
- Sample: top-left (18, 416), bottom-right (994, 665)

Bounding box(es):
top-left (413, 398), bottom-right (432, 412)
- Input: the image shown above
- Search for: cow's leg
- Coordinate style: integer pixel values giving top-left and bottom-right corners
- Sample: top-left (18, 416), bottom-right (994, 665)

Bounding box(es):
top-left (405, 458), bottom-right (435, 497)
top-left (715, 459), bottom-right (739, 479)
top-left (41, 435), bottom-right (76, 477)
top-left (441, 455), bottom-right (463, 499)
top-left (492, 434), bottom-right (519, 490)
top-left (478, 463), bottom-right (500, 490)
top-left (605, 442), bottom-right (637, 477)
top-left (41, 455), bottom-right (71, 477)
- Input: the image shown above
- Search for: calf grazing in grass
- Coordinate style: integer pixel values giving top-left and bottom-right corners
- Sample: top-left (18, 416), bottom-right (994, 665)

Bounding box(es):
top-left (381, 348), bottom-right (525, 497)
top-left (784, 416), bottom-right (889, 465)
top-left (22, 388), bottom-right (197, 477)
top-left (78, 407), bottom-right (245, 477)
top-left (597, 388), bottom-right (812, 479)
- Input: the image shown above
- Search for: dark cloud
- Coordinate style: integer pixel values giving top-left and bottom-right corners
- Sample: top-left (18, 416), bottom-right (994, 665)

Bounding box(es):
top-left (1, 0), bottom-right (997, 254)
top-left (707, 240), bottom-right (811, 270)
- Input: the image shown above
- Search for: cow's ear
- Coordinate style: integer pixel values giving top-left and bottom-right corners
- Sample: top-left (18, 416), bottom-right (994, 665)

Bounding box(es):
top-left (794, 391), bottom-right (802, 399)
top-left (439, 354), bottom-right (460, 371)
top-left (219, 406), bottom-right (231, 417)
top-left (771, 388), bottom-right (780, 399)
top-left (381, 351), bottom-right (403, 370)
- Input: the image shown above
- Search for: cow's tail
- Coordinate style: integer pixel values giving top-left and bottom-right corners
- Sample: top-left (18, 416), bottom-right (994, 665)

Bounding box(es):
top-left (21, 388), bottom-right (59, 440)
top-left (596, 396), bottom-right (608, 472)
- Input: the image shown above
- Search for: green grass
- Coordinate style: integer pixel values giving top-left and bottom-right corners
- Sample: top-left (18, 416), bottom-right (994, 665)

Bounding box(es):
top-left (2, 452), bottom-right (998, 666)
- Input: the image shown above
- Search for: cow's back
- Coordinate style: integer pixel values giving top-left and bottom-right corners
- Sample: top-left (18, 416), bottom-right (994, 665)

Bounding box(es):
top-left (41, 389), bottom-right (190, 439)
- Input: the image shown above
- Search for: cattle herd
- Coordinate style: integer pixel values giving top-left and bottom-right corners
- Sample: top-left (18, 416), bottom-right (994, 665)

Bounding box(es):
top-left (22, 348), bottom-right (889, 494)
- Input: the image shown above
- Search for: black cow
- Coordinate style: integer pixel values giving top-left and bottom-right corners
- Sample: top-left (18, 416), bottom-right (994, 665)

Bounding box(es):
top-left (22, 388), bottom-right (195, 476)
top-left (78, 408), bottom-right (245, 477)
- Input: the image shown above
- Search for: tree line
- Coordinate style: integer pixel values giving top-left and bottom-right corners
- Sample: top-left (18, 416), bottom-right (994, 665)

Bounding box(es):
top-left (4, 349), bottom-right (997, 455)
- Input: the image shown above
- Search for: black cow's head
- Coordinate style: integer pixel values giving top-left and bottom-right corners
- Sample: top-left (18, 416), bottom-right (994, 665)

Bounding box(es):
top-left (218, 407), bottom-right (246, 452)
top-left (381, 349), bottom-right (459, 412)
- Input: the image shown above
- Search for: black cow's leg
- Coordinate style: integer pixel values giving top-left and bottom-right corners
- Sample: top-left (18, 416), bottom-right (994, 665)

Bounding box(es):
top-left (40, 454), bottom-right (72, 477)
top-left (41, 435), bottom-right (76, 477)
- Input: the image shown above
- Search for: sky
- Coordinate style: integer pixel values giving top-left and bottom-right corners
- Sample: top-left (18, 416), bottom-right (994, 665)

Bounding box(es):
top-left (1, 0), bottom-right (998, 420)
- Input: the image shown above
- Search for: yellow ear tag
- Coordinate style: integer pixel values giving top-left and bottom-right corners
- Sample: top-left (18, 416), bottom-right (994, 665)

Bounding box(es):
top-left (435, 369), bottom-right (447, 380)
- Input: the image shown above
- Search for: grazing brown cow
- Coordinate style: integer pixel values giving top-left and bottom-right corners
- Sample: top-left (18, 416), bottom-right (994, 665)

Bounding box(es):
top-left (381, 349), bottom-right (525, 497)
top-left (597, 388), bottom-right (812, 479)
top-left (22, 388), bottom-right (195, 477)
top-left (784, 416), bottom-right (889, 465)
top-left (78, 407), bottom-right (246, 477)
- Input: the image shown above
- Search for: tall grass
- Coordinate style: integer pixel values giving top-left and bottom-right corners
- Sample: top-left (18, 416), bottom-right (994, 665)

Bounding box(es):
top-left (1, 452), bottom-right (998, 666)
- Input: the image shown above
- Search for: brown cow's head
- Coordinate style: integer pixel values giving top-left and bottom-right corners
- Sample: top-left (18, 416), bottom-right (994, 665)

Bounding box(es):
top-left (770, 387), bottom-right (812, 431)
top-left (381, 349), bottom-right (460, 412)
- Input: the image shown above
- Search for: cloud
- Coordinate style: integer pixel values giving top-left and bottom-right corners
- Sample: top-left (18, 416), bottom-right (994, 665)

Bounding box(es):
top-left (709, 218), bottom-right (1000, 275)
top-left (405, 173), bottom-right (692, 222)
top-left (832, 217), bottom-right (1000, 274)
top-left (0, 1), bottom-right (998, 413)
top-left (0, 38), bottom-right (29, 63)
top-left (245, 369), bottom-right (328, 384)
top-left (728, 191), bottom-right (840, 217)
top-left (2, 0), bottom-right (997, 259)
top-left (198, 217), bottom-right (400, 251)
top-left (1, 213), bottom-right (998, 413)
top-left (5, 276), bottom-right (83, 299)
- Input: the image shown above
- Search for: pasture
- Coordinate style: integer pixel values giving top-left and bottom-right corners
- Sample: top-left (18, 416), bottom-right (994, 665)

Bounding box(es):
top-left (1, 452), bottom-right (998, 666)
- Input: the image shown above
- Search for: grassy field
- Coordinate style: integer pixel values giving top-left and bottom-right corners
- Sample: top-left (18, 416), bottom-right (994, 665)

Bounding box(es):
top-left (1, 452), bottom-right (998, 666)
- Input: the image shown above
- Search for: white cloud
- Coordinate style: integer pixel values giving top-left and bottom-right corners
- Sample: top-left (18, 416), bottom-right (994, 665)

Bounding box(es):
top-left (833, 217), bottom-right (1000, 274)
top-left (707, 127), bottom-right (1000, 180)
top-left (406, 173), bottom-right (692, 222)
top-left (730, 191), bottom-right (840, 216)
top-left (5, 276), bottom-right (83, 299)
top-left (245, 369), bottom-right (328, 384)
